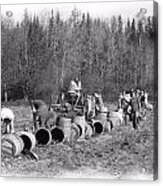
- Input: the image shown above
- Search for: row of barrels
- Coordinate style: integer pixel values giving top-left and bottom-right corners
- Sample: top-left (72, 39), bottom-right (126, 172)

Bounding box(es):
top-left (2, 113), bottom-right (111, 158)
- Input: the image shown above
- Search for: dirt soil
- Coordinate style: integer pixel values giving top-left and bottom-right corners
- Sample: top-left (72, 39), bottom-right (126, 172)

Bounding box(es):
top-left (1, 104), bottom-right (155, 180)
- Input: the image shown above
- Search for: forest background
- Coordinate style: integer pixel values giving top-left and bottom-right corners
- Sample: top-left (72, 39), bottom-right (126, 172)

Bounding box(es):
top-left (1, 8), bottom-right (156, 104)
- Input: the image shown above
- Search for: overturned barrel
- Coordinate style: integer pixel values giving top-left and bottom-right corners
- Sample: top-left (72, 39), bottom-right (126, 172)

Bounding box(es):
top-left (98, 112), bottom-right (113, 133)
top-left (91, 120), bottom-right (104, 135)
top-left (85, 123), bottom-right (94, 139)
top-left (35, 127), bottom-right (52, 145)
top-left (51, 127), bottom-right (65, 143)
top-left (57, 117), bottom-right (72, 142)
top-left (16, 131), bottom-right (36, 152)
top-left (70, 123), bottom-right (82, 143)
top-left (73, 115), bottom-right (86, 139)
top-left (1, 134), bottom-right (24, 157)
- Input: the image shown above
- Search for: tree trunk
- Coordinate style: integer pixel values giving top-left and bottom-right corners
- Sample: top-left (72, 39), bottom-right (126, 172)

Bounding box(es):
top-left (4, 84), bottom-right (8, 102)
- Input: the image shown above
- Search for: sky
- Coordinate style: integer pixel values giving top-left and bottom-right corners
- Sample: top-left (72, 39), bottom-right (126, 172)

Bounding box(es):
top-left (0, 1), bottom-right (153, 23)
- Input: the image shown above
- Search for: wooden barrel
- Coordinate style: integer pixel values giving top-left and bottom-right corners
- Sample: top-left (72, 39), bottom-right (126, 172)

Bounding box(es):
top-left (103, 120), bottom-right (112, 133)
top-left (1, 134), bottom-right (24, 157)
top-left (73, 115), bottom-right (86, 138)
top-left (57, 117), bottom-right (72, 142)
top-left (108, 116), bottom-right (121, 128)
top-left (35, 127), bottom-right (52, 145)
top-left (70, 123), bottom-right (82, 143)
top-left (85, 123), bottom-right (94, 139)
top-left (51, 127), bottom-right (65, 142)
top-left (91, 120), bottom-right (103, 135)
top-left (98, 112), bottom-right (108, 121)
top-left (16, 131), bottom-right (36, 152)
top-left (97, 112), bottom-right (108, 131)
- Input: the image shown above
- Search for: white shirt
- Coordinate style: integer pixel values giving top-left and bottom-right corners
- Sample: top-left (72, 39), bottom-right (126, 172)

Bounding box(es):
top-left (68, 80), bottom-right (81, 92)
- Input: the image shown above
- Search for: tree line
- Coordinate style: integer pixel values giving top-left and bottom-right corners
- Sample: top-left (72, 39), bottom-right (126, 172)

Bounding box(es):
top-left (1, 8), bottom-right (156, 103)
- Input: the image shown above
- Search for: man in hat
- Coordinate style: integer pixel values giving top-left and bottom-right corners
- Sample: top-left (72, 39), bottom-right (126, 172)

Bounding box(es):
top-left (68, 77), bottom-right (82, 107)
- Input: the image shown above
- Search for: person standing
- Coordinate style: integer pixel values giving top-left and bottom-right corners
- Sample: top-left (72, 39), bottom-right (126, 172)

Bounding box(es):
top-left (130, 91), bottom-right (140, 129)
top-left (68, 77), bottom-right (82, 107)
